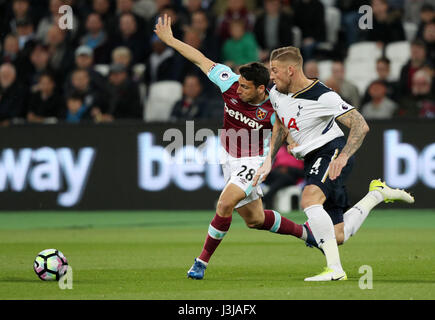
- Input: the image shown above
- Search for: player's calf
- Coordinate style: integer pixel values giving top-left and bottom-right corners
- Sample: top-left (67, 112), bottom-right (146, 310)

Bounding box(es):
top-left (334, 223), bottom-right (345, 245)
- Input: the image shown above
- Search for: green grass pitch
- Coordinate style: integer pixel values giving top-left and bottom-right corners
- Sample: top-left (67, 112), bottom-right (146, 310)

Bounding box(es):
top-left (0, 209), bottom-right (434, 300)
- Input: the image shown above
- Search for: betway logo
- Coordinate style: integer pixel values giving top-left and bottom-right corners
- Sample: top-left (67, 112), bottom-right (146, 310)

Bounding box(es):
top-left (0, 147), bottom-right (95, 207)
top-left (138, 133), bottom-right (225, 192)
top-left (384, 130), bottom-right (435, 189)
top-left (225, 104), bottom-right (263, 130)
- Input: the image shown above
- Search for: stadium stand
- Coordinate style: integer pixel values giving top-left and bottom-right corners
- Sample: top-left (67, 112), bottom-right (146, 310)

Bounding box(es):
top-left (385, 41), bottom-right (411, 80)
top-left (144, 80), bottom-right (182, 122)
top-left (0, 0), bottom-right (433, 124)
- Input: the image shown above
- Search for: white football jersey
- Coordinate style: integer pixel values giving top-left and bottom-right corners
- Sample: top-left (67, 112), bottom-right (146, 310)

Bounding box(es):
top-left (269, 80), bottom-right (355, 159)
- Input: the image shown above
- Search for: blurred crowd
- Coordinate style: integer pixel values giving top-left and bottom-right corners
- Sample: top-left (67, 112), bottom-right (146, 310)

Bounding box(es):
top-left (0, 0), bottom-right (434, 126)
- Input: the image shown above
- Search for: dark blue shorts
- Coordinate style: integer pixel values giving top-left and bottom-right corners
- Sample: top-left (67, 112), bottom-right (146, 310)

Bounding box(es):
top-left (303, 137), bottom-right (354, 225)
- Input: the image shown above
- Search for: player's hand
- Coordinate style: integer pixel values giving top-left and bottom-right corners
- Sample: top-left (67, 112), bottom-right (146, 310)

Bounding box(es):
top-left (287, 142), bottom-right (299, 154)
top-left (252, 157), bottom-right (272, 187)
top-left (329, 153), bottom-right (348, 181)
top-left (154, 14), bottom-right (174, 45)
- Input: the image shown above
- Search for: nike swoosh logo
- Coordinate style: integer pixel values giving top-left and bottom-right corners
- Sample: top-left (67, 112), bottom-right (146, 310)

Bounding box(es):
top-left (332, 275), bottom-right (345, 281)
top-left (374, 186), bottom-right (384, 189)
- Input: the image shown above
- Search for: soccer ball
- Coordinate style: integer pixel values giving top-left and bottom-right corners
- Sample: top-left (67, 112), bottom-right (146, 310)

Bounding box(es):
top-left (33, 249), bottom-right (68, 281)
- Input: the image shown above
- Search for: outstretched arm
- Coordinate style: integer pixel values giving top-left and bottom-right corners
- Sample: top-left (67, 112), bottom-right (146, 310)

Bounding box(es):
top-left (329, 109), bottom-right (370, 180)
top-left (154, 14), bottom-right (214, 74)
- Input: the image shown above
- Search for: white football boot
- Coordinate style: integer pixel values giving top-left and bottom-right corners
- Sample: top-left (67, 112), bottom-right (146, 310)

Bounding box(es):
top-left (369, 179), bottom-right (415, 204)
top-left (304, 267), bottom-right (347, 282)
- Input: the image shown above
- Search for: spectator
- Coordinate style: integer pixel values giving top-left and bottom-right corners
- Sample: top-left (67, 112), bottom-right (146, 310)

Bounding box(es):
top-left (175, 28), bottom-right (203, 77)
top-left (292, 0), bottom-right (326, 60)
top-left (221, 19), bottom-right (259, 69)
top-left (110, 12), bottom-right (149, 64)
top-left (104, 63), bottom-right (142, 120)
top-left (1, 0), bottom-right (34, 40)
top-left (262, 145), bottom-right (305, 209)
top-left (16, 17), bottom-right (35, 50)
top-left (416, 3), bottom-right (435, 39)
top-left (64, 45), bottom-right (107, 95)
top-left (36, 0), bottom-right (80, 42)
top-left (361, 57), bottom-right (399, 105)
top-left (179, 0), bottom-right (207, 26)
top-left (67, 68), bottom-right (107, 120)
top-left (132, 0), bottom-right (158, 21)
top-left (45, 25), bottom-right (75, 76)
top-left (111, 46), bottom-right (133, 73)
top-left (422, 20), bottom-right (435, 66)
top-left (92, 0), bottom-right (117, 35)
top-left (325, 60), bottom-right (360, 107)
top-left (398, 39), bottom-right (428, 96)
top-left (364, 0), bottom-right (405, 47)
top-left (254, 0), bottom-right (294, 62)
top-left (27, 72), bottom-right (64, 123)
top-left (336, 0), bottom-right (370, 46)
top-left (0, 63), bottom-right (26, 126)
top-left (404, 0), bottom-right (433, 25)
top-left (170, 74), bottom-right (208, 121)
top-left (216, 0), bottom-right (256, 43)
top-left (80, 13), bottom-right (110, 64)
top-left (191, 10), bottom-right (219, 62)
top-left (115, 0), bottom-right (147, 32)
top-left (27, 41), bottom-right (53, 91)
top-left (361, 80), bottom-right (397, 119)
top-left (144, 35), bottom-right (178, 86)
top-left (1, 34), bottom-right (20, 65)
top-left (64, 92), bottom-right (93, 123)
top-left (304, 60), bottom-right (320, 79)
top-left (398, 69), bottom-right (435, 118)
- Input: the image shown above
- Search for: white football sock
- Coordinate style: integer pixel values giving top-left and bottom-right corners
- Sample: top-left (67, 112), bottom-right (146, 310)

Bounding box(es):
top-left (304, 204), bottom-right (343, 272)
top-left (343, 190), bottom-right (383, 242)
top-left (321, 239), bottom-right (344, 273)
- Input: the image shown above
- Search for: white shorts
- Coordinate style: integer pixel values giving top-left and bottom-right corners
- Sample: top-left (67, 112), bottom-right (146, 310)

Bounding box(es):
top-left (220, 149), bottom-right (265, 209)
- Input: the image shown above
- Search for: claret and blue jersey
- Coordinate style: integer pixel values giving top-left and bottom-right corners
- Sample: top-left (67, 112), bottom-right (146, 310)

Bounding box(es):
top-left (207, 64), bottom-right (275, 158)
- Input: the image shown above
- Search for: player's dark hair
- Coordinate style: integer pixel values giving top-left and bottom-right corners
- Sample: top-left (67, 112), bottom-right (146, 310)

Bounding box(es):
top-left (239, 62), bottom-right (270, 88)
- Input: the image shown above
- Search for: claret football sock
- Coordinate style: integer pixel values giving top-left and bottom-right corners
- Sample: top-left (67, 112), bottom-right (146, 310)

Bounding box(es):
top-left (261, 210), bottom-right (303, 238)
top-left (198, 213), bottom-right (232, 263)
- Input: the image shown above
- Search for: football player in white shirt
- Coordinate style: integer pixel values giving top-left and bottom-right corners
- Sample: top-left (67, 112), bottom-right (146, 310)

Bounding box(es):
top-left (253, 46), bottom-right (414, 281)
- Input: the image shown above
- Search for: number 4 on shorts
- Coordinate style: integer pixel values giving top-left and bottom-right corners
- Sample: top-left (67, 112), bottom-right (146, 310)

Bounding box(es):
top-left (310, 158), bottom-right (322, 175)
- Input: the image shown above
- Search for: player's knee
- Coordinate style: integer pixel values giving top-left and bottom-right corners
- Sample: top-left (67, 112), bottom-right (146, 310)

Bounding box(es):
top-left (301, 185), bottom-right (325, 209)
top-left (301, 196), bottom-right (320, 210)
top-left (216, 199), bottom-right (236, 216)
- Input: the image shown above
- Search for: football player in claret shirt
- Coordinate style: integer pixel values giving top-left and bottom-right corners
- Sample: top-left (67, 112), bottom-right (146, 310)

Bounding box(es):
top-left (154, 15), bottom-right (308, 280)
